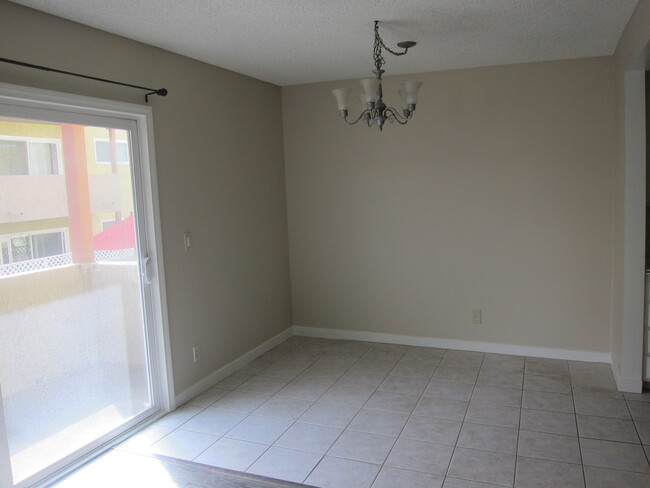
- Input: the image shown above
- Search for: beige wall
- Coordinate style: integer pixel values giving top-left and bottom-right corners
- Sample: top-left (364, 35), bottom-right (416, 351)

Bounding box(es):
top-left (283, 57), bottom-right (616, 353)
top-left (610, 0), bottom-right (650, 376)
top-left (0, 1), bottom-right (292, 394)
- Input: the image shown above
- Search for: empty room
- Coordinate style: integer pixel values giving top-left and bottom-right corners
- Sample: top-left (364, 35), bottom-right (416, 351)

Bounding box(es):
top-left (1, 1), bottom-right (650, 487)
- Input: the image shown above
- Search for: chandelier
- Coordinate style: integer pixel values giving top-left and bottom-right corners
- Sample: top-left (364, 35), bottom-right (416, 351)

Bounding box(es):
top-left (332, 21), bottom-right (422, 130)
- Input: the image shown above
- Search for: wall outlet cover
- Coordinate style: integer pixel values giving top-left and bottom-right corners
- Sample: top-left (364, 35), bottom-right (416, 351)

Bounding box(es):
top-left (472, 309), bottom-right (482, 324)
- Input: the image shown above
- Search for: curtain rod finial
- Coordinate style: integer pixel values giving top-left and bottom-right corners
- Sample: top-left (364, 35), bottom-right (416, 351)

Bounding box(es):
top-left (145, 88), bottom-right (168, 102)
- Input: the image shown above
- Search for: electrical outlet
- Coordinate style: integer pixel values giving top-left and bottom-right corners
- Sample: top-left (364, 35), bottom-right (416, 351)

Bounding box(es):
top-left (472, 309), bottom-right (482, 324)
top-left (192, 345), bottom-right (200, 363)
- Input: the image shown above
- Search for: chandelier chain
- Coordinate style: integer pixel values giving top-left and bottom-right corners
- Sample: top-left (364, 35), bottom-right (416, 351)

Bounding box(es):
top-left (373, 20), bottom-right (409, 73)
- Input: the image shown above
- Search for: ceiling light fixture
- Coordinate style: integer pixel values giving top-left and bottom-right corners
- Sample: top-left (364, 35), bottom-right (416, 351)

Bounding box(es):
top-left (332, 21), bottom-right (422, 131)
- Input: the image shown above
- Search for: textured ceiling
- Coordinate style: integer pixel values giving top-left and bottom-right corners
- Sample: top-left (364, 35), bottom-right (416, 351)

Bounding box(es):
top-left (9, 0), bottom-right (639, 86)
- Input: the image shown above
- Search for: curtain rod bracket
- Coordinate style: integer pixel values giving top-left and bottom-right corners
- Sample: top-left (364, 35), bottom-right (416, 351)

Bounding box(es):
top-left (145, 88), bottom-right (168, 102)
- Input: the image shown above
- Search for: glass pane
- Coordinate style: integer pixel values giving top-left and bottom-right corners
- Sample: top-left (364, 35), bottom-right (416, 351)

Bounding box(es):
top-left (94, 140), bottom-right (128, 164)
top-left (117, 142), bottom-right (129, 163)
top-left (101, 219), bottom-right (116, 231)
top-left (10, 236), bottom-right (32, 262)
top-left (32, 232), bottom-right (65, 258)
top-left (0, 118), bottom-right (152, 484)
top-left (0, 140), bottom-right (28, 175)
top-left (28, 142), bottom-right (57, 175)
top-left (1, 242), bottom-right (9, 264)
top-left (94, 140), bottom-right (111, 163)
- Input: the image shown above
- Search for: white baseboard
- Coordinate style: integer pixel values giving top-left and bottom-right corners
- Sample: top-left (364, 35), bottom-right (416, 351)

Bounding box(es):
top-left (293, 325), bottom-right (612, 364)
top-left (610, 356), bottom-right (643, 393)
top-left (174, 327), bottom-right (293, 407)
top-left (173, 325), bottom-right (633, 406)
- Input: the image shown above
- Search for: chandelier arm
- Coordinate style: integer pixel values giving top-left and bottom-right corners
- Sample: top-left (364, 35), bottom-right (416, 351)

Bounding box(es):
top-left (343, 109), bottom-right (372, 126)
top-left (384, 107), bottom-right (411, 125)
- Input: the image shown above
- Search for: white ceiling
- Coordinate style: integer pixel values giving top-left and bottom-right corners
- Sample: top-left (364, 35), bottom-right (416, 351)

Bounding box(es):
top-left (9, 0), bottom-right (639, 86)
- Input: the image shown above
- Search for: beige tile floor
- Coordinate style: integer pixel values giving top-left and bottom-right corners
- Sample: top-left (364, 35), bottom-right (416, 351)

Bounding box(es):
top-left (115, 336), bottom-right (650, 488)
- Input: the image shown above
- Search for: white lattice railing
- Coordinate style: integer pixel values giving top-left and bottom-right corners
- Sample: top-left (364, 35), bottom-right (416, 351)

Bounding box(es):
top-left (0, 249), bottom-right (137, 277)
top-left (95, 248), bottom-right (136, 262)
top-left (0, 253), bottom-right (73, 276)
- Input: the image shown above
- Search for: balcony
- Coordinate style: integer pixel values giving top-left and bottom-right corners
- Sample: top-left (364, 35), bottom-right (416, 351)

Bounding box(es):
top-left (0, 261), bottom-right (149, 483)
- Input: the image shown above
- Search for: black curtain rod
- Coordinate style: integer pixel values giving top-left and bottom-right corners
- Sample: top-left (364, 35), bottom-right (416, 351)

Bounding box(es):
top-left (0, 56), bottom-right (168, 102)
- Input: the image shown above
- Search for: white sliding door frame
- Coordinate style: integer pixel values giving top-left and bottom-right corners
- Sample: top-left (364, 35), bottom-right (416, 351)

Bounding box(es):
top-left (0, 385), bottom-right (12, 488)
top-left (0, 82), bottom-right (174, 488)
top-left (619, 67), bottom-right (646, 392)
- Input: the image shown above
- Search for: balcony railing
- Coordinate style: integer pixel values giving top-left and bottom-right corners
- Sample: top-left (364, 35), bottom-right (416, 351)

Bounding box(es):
top-left (0, 249), bottom-right (136, 277)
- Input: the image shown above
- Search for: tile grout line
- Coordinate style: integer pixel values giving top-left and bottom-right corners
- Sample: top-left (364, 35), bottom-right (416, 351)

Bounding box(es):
top-left (299, 340), bottom-right (398, 484)
top-left (285, 339), bottom-right (362, 483)
top-left (256, 340), bottom-right (334, 483)
top-left (368, 348), bottom-right (449, 485)
top-left (567, 361), bottom-right (588, 488)
top-left (623, 390), bottom-right (650, 471)
top-left (252, 338), bottom-right (331, 479)
top-left (186, 338), bottom-right (314, 476)
top-left (260, 346), bottom-right (324, 483)
top-left (256, 341), bottom-right (333, 483)
top-left (195, 340), bottom-right (307, 472)
top-left (444, 350), bottom-right (486, 485)
top-left (150, 339), bottom-right (649, 487)
top-left (356, 344), bottom-right (411, 487)
top-left (301, 342), bottom-right (451, 486)
top-left (512, 358), bottom-right (527, 488)
top-left (569, 362), bottom-right (650, 481)
top-left (145, 401), bottom-right (214, 460)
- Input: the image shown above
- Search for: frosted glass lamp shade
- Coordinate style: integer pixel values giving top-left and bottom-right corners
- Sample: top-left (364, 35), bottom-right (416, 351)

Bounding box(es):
top-left (332, 88), bottom-right (352, 111)
top-left (358, 93), bottom-right (369, 108)
top-left (360, 78), bottom-right (381, 103)
top-left (402, 81), bottom-right (423, 104)
top-left (397, 86), bottom-right (408, 110)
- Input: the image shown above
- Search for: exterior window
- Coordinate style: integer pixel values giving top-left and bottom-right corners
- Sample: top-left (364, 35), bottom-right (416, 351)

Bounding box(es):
top-left (1, 231), bottom-right (67, 264)
top-left (0, 140), bottom-right (28, 175)
top-left (94, 139), bottom-right (129, 164)
top-left (100, 219), bottom-right (116, 231)
top-left (32, 232), bottom-right (65, 258)
top-left (0, 138), bottom-right (60, 175)
top-left (1, 242), bottom-right (8, 264)
top-left (29, 142), bottom-right (60, 175)
top-left (10, 236), bottom-right (32, 262)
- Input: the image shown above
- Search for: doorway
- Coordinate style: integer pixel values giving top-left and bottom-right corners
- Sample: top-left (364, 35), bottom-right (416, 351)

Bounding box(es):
top-left (0, 83), bottom-right (173, 488)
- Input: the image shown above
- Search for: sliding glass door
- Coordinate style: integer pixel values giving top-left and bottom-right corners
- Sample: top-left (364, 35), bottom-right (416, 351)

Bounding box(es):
top-left (0, 84), bottom-right (171, 487)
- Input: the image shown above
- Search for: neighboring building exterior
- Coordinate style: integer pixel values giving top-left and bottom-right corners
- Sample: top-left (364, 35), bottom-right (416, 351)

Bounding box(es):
top-left (0, 119), bottom-right (135, 272)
